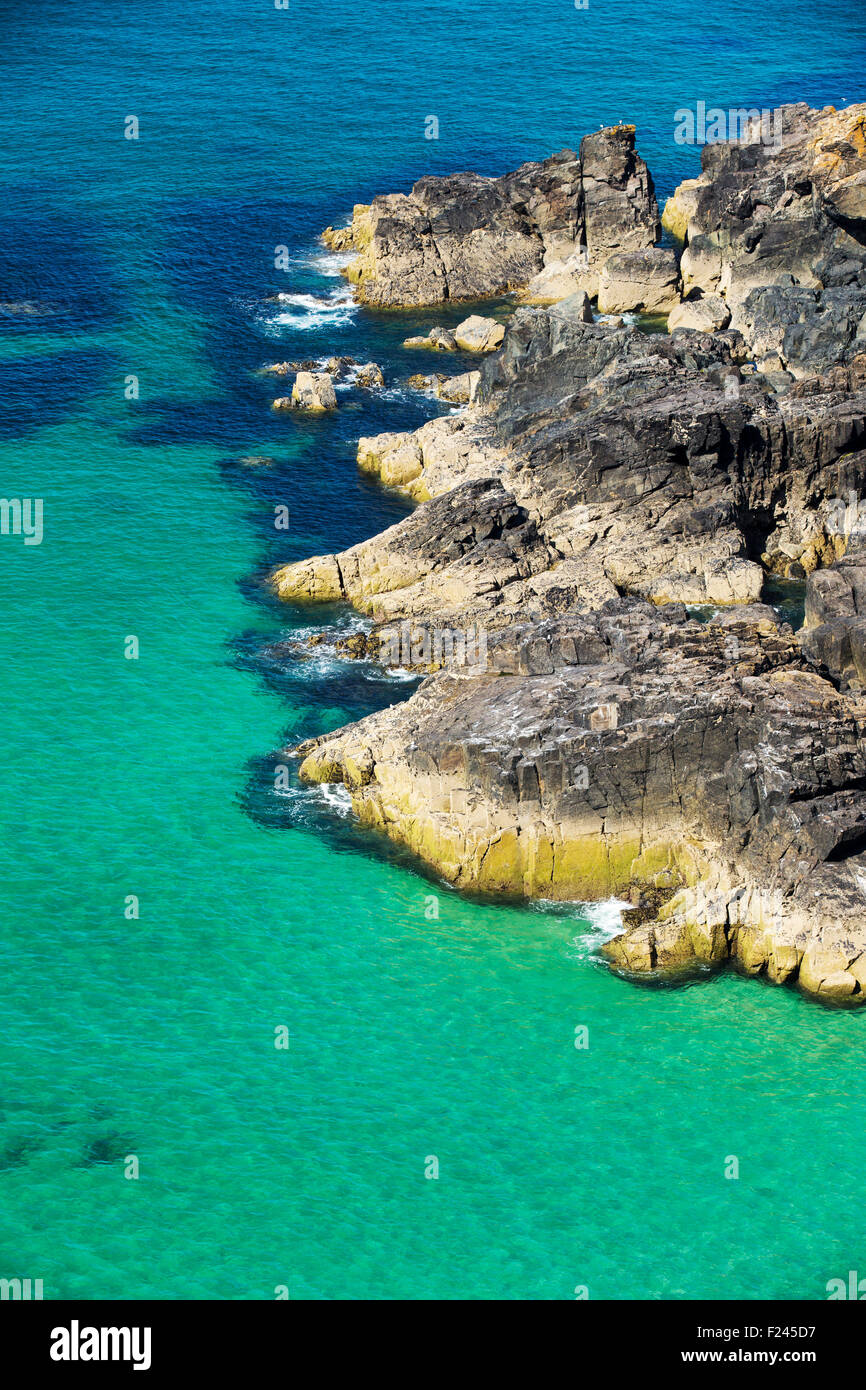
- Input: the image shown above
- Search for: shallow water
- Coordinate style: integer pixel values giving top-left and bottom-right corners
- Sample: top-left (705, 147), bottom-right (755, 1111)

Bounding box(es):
top-left (1, 0), bottom-right (865, 1301)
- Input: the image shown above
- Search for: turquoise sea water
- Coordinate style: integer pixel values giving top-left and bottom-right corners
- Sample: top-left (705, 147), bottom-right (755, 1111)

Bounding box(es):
top-left (1, 0), bottom-right (866, 1301)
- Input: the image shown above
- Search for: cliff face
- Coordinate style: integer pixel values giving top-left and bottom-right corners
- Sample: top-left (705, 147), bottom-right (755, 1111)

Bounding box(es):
top-left (324, 126), bottom-right (659, 307)
top-left (275, 106), bottom-right (866, 1004)
top-left (664, 102), bottom-right (866, 378)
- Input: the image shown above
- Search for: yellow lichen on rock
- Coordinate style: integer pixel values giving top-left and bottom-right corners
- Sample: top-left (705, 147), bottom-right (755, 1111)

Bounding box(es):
top-left (661, 178), bottom-right (702, 244)
top-left (270, 555), bottom-right (344, 601)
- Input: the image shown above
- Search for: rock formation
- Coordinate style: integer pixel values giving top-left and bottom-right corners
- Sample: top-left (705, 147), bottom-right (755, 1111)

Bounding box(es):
top-left (404, 328), bottom-right (458, 351)
top-left (664, 102), bottom-right (866, 378)
top-left (275, 104), bottom-right (866, 1005)
top-left (324, 126), bottom-right (659, 307)
top-left (355, 362), bottom-right (386, 388)
top-left (597, 248), bottom-right (680, 314)
top-left (292, 371), bottom-right (338, 412)
top-left (668, 292), bottom-right (731, 334)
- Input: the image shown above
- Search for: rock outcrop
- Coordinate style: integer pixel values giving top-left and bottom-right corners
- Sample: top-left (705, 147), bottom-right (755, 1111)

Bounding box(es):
top-left (404, 327), bottom-right (458, 351)
top-left (355, 362), bottom-right (385, 388)
top-left (273, 103), bottom-right (866, 1005)
top-left (293, 601), bottom-right (866, 1003)
top-left (288, 371), bottom-right (337, 412)
top-left (521, 255), bottom-right (595, 304)
top-left (452, 316), bottom-right (506, 353)
top-left (666, 102), bottom-right (866, 375)
top-left (406, 373), bottom-right (483, 404)
top-left (596, 247), bottom-right (680, 314)
top-left (324, 126), bottom-right (659, 307)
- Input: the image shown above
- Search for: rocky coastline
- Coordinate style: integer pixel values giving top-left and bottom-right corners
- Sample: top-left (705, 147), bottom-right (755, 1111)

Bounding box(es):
top-left (274, 102), bottom-right (866, 1004)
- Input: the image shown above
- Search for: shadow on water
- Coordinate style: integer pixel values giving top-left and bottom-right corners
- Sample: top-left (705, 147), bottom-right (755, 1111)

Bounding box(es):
top-left (0, 207), bottom-right (124, 336)
top-left (230, 623), bottom-right (420, 723)
top-left (238, 749), bottom-right (451, 890)
top-left (762, 573), bottom-right (807, 630)
top-left (0, 350), bottom-right (116, 440)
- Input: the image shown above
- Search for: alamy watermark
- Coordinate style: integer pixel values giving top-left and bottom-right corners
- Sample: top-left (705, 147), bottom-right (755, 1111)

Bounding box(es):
top-left (1, 497), bottom-right (43, 545)
top-left (379, 622), bottom-right (488, 673)
top-left (826, 491), bottom-right (866, 539)
top-left (674, 103), bottom-right (782, 149)
top-left (1, 1277), bottom-right (43, 1300)
top-left (827, 1270), bottom-right (866, 1299)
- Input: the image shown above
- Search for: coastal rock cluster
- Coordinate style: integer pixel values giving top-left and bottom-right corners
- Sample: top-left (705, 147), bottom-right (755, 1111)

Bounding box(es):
top-left (664, 102), bottom-right (866, 377)
top-left (275, 103), bottom-right (866, 1003)
top-left (267, 356), bottom-right (385, 411)
top-left (323, 126), bottom-right (660, 307)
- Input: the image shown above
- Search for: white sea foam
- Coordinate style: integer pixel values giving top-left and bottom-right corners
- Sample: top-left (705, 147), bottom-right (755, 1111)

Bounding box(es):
top-left (536, 895), bottom-right (632, 956)
top-left (318, 783), bottom-right (354, 817)
top-left (266, 617), bottom-right (417, 684)
top-left (596, 310), bottom-right (640, 327)
top-left (378, 385), bottom-right (419, 404)
top-left (580, 897), bottom-right (633, 942)
top-left (266, 284), bottom-right (358, 332)
top-left (381, 666), bottom-right (422, 682)
top-left (306, 249), bottom-right (354, 277)
top-left (272, 781), bottom-right (355, 821)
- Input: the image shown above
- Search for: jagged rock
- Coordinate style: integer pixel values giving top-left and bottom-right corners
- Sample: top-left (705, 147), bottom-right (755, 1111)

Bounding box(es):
top-left (668, 292), bottom-right (731, 334)
top-left (661, 178), bottom-right (702, 244)
top-left (580, 125), bottom-right (661, 273)
top-left (261, 359), bottom-right (318, 375)
top-left (291, 600), bottom-right (866, 1003)
top-left (597, 247), bottom-right (680, 313)
top-left (290, 372), bottom-right (337, 412)
top-left (437, 371), bottom-right (482, 404)
top-left (545, 290), bottom-right (594, 325)
top-left (405, 371), bottom-right (481, 404)
top-left (452, 316), bottom-right (506, 353)
top-left (322, 204), bottom-right (373, 252)
top-left (789, 353), bottom-right (866, 396)
top-left (355, 362), bottom-right (385, 388)
top-left (274, 304), bottom-right (866, 623)
top-left (328, 127), bottom-right (658, 307)
top-left (731, 284), bottom-right (866, 378)
top-left (269, 103), bottom-right (866, 1006)
top-left (800, 532), bottom-right (866, 687)
top-left (323, 356), bottom-right (356, 380)
top-left (668, 101), bottom-right (866, 374)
